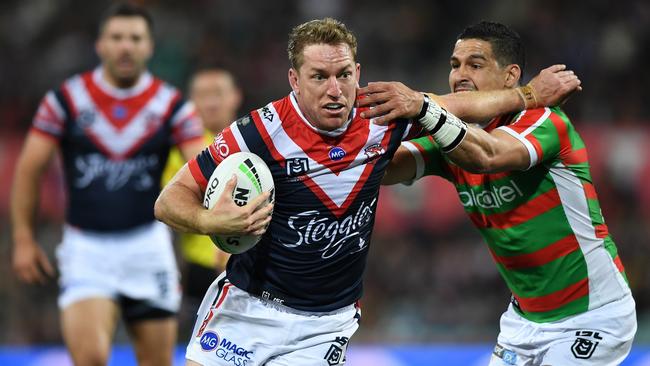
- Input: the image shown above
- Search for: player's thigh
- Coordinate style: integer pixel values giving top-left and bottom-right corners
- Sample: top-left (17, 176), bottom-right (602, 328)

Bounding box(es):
top-left (266, 338), bottom-right (353, 366)
top-left (61, 298), bottom-right (120, 362)
top-left (127, 317), bottom-right (177, 366)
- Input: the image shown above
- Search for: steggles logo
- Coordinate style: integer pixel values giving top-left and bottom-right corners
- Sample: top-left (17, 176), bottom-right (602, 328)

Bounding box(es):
top-left (280, 198), bottom-right (376, 258)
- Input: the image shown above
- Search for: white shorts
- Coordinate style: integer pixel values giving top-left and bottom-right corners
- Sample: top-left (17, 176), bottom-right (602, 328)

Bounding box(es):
top-left (56, 221), bottom-right (181, 317)
top-left (489, 293), bottom-right (636, 366)
top-left (186, 274), bottom-right (361, 366)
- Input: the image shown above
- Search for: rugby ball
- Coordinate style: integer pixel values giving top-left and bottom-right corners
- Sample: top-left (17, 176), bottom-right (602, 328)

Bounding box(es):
top-left (203, 152), bottom-right (275, 254)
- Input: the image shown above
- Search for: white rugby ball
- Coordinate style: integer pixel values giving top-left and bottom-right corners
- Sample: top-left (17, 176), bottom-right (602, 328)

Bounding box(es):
top-left (203, 152), bottom-right (275, 254)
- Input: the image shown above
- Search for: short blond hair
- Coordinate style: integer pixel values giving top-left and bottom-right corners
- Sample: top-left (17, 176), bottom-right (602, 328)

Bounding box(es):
top-left (287, 18), bottom-right (358, 70)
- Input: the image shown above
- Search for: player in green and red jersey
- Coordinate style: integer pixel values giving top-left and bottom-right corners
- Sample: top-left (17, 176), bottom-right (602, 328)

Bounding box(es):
top-left (359, 21), bottom-right (635, 366)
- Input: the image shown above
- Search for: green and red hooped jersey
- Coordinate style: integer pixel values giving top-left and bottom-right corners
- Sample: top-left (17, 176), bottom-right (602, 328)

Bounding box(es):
top-left (403, 106), bottom-right (631, 323)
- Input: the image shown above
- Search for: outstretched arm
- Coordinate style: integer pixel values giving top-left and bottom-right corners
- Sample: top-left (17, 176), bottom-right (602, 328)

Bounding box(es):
top-left (357, 64), bottom-right (581, 124)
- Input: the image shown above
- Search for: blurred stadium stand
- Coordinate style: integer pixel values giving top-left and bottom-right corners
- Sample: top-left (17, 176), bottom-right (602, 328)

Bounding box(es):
top-left (1, 0), bottom-right (649, 360)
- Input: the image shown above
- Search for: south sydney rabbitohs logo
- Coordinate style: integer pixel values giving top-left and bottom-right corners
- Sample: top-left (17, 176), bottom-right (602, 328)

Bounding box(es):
top-left (280, 198), bottom-right (376, 258)
top-left (571, 330), bottom-right (602, 359)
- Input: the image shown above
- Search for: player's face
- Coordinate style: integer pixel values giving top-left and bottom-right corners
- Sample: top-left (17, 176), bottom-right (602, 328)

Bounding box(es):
top-left (190, 71), bottom-right (242, 134)
top-left (96, 16), bottom-right (153, 87)
top-left (288, 43), bottom-right (360, 131)
top-left (449, 39), bottom-right (516, 93)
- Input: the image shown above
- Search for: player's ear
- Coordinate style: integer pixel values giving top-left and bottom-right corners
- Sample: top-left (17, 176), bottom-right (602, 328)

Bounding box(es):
top-left (288, 68), bottom-right (299, 94)
top-left (504, 64), bottom-right (521, 88)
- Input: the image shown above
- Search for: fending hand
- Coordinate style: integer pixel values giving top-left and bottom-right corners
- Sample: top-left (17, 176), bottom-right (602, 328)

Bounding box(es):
top-left (356, 82), bottom-right (424, 125)
top-left (527, 64), bottom-right (582, 108)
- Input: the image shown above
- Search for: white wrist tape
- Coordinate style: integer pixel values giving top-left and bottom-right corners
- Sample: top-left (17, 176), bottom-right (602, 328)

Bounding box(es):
top-left (418, 95), bottom-right (468, 153)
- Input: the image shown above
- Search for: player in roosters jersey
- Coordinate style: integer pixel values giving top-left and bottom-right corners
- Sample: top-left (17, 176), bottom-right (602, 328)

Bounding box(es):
top-left (370, 21), bottom-right (636, 365)
top-left (155, 18), bottom-right (581, 366)
top-left (10, 3), bottom-right (205, 366)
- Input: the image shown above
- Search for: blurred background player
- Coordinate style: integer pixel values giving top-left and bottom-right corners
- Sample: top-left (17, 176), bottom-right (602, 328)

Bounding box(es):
top-left (10, 3), bottom-right (204, 366)
top-left (161, 68), bottom-right (242, 337)
top-left (368, 21), bottom-right (636, 365)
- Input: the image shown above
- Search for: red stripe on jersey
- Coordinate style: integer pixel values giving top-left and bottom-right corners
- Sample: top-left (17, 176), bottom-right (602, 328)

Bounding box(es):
top-left (548, 112), bottom-right (571, 157)
top-left (510, 108), bottom-right (547, 129)
top-left (41, 99), bottom-right (64, 126)
top-left (613, 255), bottom-right (625, 273)
top-left (29, 126), bottom-right (60, 142)
top-left (82, 73), bottom-right (163, 131)
top-left (490, 234), bottom-right (580, 269)
top-left (468, 188), bottom-right (561, 229)
top-left (509, 109), bottom-right (547, 163)
top-left (450, 168), bottom-right (512, 186)
top-left (583, 182), bottom-right (598, 200)
top-left (563, 148), bottom-right (588, 165)
top-left (195, 309), bottom-right (213, 337)
top-left (277, 100), bottom-right (371, 174)
top-left (214, 284), bottom-right (232, 309)
top-left (514, 277), bottom-right (589, 313)
top-left (302, 128), bottom-right (392, 217)
top-left (594, 224), bottom-right (609, 239)
top-left (189, 158), bottom-right (209, 191)
top-left (209, 128), bottom-right (242, 164)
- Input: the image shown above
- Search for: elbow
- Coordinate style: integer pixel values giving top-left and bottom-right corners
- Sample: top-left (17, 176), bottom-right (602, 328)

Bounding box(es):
top-left (153, 194), bottom-right (167, 223)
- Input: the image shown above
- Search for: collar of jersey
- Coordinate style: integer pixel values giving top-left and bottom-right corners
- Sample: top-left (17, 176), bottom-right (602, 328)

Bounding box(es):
top-left (93, 66), bottom-right (153, 99)
top-left (289, 92), bottom-right (356, 138)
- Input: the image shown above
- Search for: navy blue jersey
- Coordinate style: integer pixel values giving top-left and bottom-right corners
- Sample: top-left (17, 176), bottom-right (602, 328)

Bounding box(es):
top-left (189, 93), bottom-right (420, 311)
top-left (31, 68), bottom-right (203, 231)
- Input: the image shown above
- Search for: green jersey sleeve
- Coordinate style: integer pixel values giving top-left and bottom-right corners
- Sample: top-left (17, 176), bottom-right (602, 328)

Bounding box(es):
top-left (402, 135), bottom-right (453, 181)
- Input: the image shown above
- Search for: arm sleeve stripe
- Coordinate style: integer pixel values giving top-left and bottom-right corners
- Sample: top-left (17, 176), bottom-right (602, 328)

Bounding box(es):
top-left (402, 141), bottom-right (426, 180)
top-left (497, 126), bottom-right (538, 169)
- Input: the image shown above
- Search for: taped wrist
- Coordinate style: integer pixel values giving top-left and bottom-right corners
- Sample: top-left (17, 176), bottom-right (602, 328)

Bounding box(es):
top-left (418, 94), bottom-right (467, 153)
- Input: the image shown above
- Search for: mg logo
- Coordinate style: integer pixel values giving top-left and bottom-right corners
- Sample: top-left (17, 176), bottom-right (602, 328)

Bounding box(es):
top-left (328, 147), bottom-right (346, 161)
top-left (200, 331), bottom-right (220, 351)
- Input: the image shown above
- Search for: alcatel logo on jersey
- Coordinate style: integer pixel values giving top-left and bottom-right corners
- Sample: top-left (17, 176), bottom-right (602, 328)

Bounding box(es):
top-left (200, 331), bottom-right (220, 351)
top-left (329, 147), bottom-right (346, 161)
top-left (216, 338), bottom-right (254, 366)
top-left (458, 180), bottom-right (524, 209)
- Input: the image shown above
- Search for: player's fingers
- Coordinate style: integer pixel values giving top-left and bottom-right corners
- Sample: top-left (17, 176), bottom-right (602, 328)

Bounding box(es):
top-left (360, 101), bottom-right (393, 120)
top-left (247, 192), bottom-right (271, 213)
top-left (357, 90), bottom-right (392, 108)
top-left (15, 266), bottom-right (32, 284)
top-left (218, 175), bottom-right (237, 203)
top-left (24, 265), bottom-right (43, 284)
top-left (39, 251), bottom-right (55, 278)
top-left (544, 64), bottom-right (566, 73)
top-left (358, 82), bottom-right (390, 96)
top-left (251, 216), bottom-right (273, 236)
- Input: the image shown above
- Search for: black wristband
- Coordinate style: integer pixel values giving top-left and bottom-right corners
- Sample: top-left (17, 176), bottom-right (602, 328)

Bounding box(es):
top-left (417, 94), bottom-right (430, 120)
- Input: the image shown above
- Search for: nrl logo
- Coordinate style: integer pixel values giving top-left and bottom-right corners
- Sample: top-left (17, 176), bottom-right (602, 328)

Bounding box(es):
top-left (286, 157), bottom-right (309, 177)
